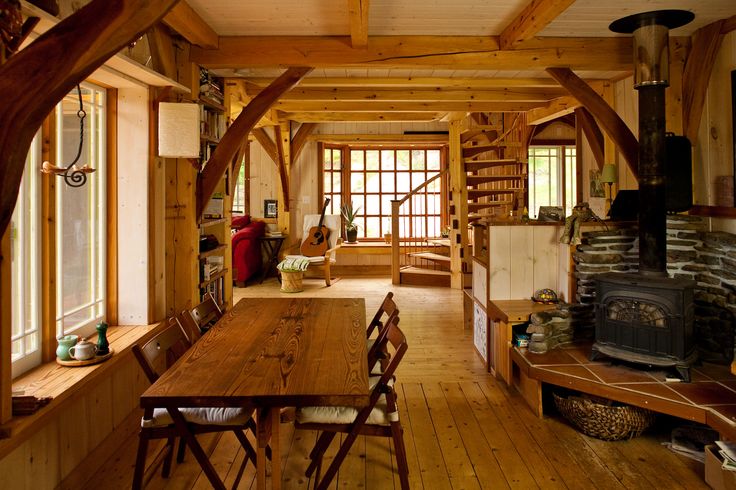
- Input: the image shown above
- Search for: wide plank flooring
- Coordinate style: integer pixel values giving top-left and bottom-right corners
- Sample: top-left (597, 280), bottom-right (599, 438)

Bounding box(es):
top-left (89, 277), bottom-right (708, 489)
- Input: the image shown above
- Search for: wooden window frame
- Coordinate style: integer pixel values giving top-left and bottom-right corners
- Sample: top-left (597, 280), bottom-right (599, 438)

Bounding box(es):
top-left (320, 143), bottom-right (448, 241)
top-left (528, 144), bottom-right (577, 218)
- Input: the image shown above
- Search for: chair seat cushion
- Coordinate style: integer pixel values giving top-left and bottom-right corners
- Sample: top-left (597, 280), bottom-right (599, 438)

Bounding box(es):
top-left (142, 407), bottom-right (252, 428)
top-left (296, 377), bottom-right (395, 426)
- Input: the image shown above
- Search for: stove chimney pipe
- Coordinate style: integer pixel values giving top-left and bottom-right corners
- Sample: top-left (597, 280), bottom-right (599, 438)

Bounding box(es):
top-left (609, 10), bottom-right (693, 276)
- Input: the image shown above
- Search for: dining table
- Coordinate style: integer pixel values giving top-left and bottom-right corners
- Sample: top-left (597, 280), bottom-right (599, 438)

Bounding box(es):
top-left (140, 297), bottom-right (370, 489)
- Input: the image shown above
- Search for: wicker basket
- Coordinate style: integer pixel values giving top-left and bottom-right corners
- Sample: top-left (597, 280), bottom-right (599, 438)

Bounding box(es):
top-left (280, 271), bottom-right (304, 293)
top-left (553, 393), bottom-right (656, 441)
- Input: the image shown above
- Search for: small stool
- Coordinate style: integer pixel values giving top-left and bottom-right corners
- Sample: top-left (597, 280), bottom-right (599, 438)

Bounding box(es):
top-left (280, 270), bottom-right (304, 293)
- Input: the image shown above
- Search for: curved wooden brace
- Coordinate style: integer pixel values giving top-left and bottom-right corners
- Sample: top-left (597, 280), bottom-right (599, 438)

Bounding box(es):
top-left (197, 67), bottom-right (313, 219)
top-left (0, 0), bottom-right (180, 235)
top-left (547, 67), bottom-right (639, 179)
top-left (575, 107), bottom-right (604, 171)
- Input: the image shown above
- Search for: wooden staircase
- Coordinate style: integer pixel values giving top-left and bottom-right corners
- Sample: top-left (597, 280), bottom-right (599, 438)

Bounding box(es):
top-left (401, 239), bottom-right (452, 287)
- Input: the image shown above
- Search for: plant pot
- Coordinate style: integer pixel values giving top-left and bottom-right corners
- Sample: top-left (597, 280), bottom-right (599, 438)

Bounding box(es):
top-left (346, 228), bottom-right (358, 243)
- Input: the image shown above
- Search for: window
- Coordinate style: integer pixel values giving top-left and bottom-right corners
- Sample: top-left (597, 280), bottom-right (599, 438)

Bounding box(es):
top-left (55, 82), bottom-right (107, 339)
top-left (528, 145), bottom-right (576, 218)
top-left (10, 135), bottom-right (42, 378)
top-left (232, 164), bottom-right (247, 214)
top-left (322, 145), bottom-right (445, 240)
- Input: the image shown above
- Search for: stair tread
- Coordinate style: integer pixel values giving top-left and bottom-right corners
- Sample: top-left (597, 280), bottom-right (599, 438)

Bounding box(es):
top-left (426, 238), bottom-right (451, 246)
top-left (400, 266), bottom-right (451, 276)
top-left (408, 252), bottom-right (451, 262)
top-left (468, 202), bottom-right (513, 209)
top-left (464, 158), bottom-right (517, 165)
top-left (468, 188), bottom-right (518, 197)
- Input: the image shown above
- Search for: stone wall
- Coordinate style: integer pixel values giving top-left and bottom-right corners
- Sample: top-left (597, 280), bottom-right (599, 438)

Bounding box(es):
top-left (572, 215), bottom-right (736, 364)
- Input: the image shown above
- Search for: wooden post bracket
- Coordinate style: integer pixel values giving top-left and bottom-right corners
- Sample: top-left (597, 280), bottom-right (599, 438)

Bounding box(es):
top-left (575, 107), bottom-right (605, 171)
top-left (197, 67), bottom-right (312, 220)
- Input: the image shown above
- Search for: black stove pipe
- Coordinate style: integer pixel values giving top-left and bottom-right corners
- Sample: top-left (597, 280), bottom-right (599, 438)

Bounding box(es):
top-left (637, 85), bottom-right (667, 275)
top-left (610, 9), bottom-right (694, 277)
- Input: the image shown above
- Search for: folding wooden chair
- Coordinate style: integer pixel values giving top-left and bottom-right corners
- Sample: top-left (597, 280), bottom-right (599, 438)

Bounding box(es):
top-left (191, 292), bottom-right (224, 329)
top-left (366, 292), bottom-right (399, 372)
top-left (294, 317), bottom-right (410, 490)
top-left (131, 322), bottom-right (261, 489)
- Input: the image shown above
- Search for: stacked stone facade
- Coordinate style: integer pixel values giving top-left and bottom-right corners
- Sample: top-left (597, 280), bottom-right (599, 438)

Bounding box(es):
top-left (571, 215), bottom-right (736, 364)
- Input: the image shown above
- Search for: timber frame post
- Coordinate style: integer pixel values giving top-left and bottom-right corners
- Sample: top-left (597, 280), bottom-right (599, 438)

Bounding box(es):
top-left (448, 117), bottom-right (468, 290)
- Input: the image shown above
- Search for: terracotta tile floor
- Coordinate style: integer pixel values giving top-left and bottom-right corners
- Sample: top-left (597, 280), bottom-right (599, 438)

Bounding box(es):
top-left (515, 342), bottom-right (736, 437)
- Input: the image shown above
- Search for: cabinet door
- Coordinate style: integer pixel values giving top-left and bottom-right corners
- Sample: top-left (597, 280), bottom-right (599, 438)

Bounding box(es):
top-left (473, 302), bottom-right (489, 370)
top-left (472, 260), bottom-right (487, 308)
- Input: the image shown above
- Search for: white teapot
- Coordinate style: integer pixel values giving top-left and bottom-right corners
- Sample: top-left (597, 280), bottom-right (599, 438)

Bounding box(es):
top-left (69, 338), bottom-right (98, 361)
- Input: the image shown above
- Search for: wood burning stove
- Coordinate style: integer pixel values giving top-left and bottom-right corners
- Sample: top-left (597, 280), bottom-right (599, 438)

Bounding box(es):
top-left (592, 273), bottom-right (696, 381)
top-left (590, 10), bottom-right (698, 380)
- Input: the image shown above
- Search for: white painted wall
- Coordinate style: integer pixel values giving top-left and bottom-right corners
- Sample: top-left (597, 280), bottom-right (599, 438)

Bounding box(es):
top-left (116, 87), bottom-right (150, 324)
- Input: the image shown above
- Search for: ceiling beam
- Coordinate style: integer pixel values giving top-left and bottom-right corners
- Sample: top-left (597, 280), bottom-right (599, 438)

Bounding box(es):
top-left (247, 86), bottom-right (566, 102)
top-left (500, 0), bottom-right (576, 49)
top-left (310, 134), bottom-right (448, 144)
top-left (198, 67), bottom-right (312, 219)
top-left (547, 67), bottom-right (638, 178)
top-left (274, 100), bottom-right (544, 112)
top-left (162, 0), bottom-right (218, 49)
top-left (348, 0), bottom-right (370, 48)
top-left (283, 112), bottom-right (445, 122)
top-left (526, 95), bottom-right (579, 124)
top-left (192, 36), bottom-right (632, 71)
top-left (244, 77), bottom-right (572, 88)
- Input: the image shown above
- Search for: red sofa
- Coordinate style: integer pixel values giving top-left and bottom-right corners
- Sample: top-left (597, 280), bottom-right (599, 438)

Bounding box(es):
top-left (231, 215), bottom-right (266, 284)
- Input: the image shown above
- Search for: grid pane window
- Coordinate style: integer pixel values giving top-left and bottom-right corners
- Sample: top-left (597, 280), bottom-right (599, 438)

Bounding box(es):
top-left (55, 82), bottom-right (106, 339)
top-left (10, 135), bottom-right (42, 377)
top-left (323, 147), bottom-right (342, 215)
top-left (528, 145), bottom-right (577, 219)
top-left (324, 146), bottom-right (443, 240)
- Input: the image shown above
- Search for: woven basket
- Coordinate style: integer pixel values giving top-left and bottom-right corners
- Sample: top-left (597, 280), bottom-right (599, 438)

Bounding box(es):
top-left (280, 271), bottom-right (304, 293)
top-left (553, 393), bottom-right (656, 441)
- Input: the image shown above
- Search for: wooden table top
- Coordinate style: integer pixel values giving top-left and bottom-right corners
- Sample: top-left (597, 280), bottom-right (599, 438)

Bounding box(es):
top-left (141, 297), bottom-right (369, 409)
top-left (487, 299), bottom-right (557, 323)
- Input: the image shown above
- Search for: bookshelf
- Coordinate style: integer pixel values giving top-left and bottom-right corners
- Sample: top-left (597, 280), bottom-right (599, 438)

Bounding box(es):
top-left (197, 68), bottom-right (232, 309)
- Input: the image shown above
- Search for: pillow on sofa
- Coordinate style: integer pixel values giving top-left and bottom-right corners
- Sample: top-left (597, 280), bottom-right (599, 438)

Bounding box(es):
top-left (231, 215), bottom-right (251, 230)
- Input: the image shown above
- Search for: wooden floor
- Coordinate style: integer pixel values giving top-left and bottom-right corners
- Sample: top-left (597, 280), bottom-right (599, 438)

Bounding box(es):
top-left (89, 277), bottom-right (708, 489)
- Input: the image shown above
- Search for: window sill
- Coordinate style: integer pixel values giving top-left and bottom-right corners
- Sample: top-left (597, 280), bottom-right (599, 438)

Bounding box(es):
top-left (0, 323), bottom-right (163, 456)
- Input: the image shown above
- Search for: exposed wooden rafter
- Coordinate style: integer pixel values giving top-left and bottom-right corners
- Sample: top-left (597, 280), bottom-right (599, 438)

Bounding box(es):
top-left (246, 77), bottom-right (570, 89)
top-left (526, 95), bottom-right (580, 124)
top-left (274, 123), bottom-right (291, 212)
top-left (499, 0), bottom-right (576, 49)
top-left (192, 36), bottom-right (632, 71)
top-left (283, 112), bottom-right (445, 123)
top-left (347, 0), bottom-right (370, 48)
top-left (162, 0), bottom-right (218, 49)
top-left (575, 107), bottom-right (605, 171)
top-left (683, 20), bottom-right (724, 144)
top-left (197, 67), bottom-right (312, 219)
top-left (0, 0), bottom-right (180, 237)
top-left (547, 67), bottom-right (639, 178)
top-left (274, 100), bottom-right (544, 112)
top-left (247, 86), bottom-right (566, 102)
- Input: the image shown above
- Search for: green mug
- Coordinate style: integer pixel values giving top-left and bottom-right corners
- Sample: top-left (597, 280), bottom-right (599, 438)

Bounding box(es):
top-left (56, 335), bottom-right (79, 361)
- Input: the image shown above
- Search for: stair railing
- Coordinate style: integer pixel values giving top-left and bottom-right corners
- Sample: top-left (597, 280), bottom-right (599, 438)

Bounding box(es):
top-left (391, 168), bottom-right (450, 284)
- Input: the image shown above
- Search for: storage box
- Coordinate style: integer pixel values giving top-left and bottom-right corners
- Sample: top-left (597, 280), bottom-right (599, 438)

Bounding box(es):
top-left (706, 444), bottom-right (736, 490)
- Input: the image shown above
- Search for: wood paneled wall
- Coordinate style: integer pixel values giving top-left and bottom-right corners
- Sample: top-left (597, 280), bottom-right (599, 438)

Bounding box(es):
top-left (0, 353), bottom-right (149, 489)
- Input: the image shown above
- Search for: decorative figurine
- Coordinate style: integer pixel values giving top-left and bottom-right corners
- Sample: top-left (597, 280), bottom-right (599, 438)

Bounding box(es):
top-left (96, 321), bottom-right (109, 355)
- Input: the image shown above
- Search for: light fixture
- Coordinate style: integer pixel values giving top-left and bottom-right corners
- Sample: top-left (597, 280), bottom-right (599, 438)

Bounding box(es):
top-left (600, 163), bottom-right (618, 214)
top-left (158, 102), bottom-right (200, 158)
top-left (41, 84), bottom-right (95, 187)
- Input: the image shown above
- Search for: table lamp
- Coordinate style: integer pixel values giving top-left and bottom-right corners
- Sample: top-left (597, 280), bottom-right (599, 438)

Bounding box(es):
top-left (601, 164), bottom-right (618, 215)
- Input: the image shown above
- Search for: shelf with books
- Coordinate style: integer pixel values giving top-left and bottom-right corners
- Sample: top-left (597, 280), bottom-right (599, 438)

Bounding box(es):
top-left (198, 244), bottom-right (227, 260)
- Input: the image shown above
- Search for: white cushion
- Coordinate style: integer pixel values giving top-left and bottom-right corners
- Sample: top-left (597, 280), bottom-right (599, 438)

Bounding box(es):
top-left (296, 377), bottom-right (396, 426)
top-left (141, 407), bottom-right (252, 428)
top-left (302, 214), bottom-right (341, 250)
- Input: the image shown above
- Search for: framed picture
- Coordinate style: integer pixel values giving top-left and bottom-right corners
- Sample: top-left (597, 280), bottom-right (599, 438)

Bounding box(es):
top-left (264, 199), bottom-right (278, 218)
top-left (590, 169), bottom-right (605, 198)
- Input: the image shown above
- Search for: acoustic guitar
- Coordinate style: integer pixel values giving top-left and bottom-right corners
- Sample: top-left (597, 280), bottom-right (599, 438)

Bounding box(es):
top-left (300, 198), bottom-right (331, 257)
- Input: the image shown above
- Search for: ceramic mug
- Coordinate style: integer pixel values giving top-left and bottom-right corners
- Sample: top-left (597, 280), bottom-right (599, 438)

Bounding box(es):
top-left (69, 341), bottom-right (98, 361)
top-left (56, 335), bottom-right (79, 361)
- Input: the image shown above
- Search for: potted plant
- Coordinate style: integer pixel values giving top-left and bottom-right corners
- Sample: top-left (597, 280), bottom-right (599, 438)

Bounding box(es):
top-left (341, 202), bottom-right (361, 243)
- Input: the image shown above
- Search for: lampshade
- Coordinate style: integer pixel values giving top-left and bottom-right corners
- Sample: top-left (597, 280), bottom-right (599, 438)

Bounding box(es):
top-left (158, 102), bottom-right (200, 158)
top-left (601, 164), bottom-right (618, 184)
